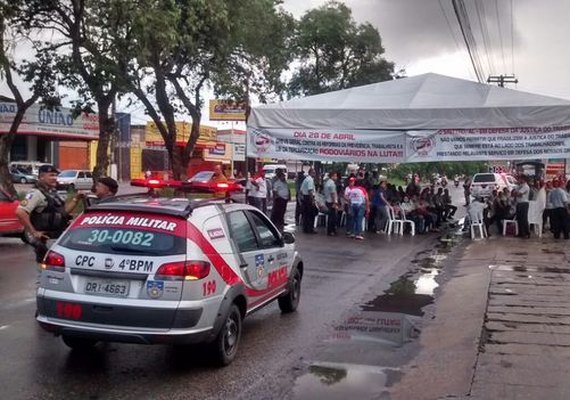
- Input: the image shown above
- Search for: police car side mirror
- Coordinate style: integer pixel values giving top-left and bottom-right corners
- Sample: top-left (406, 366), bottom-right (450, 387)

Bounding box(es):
top-left (282, 231), bottom-right (295, 244)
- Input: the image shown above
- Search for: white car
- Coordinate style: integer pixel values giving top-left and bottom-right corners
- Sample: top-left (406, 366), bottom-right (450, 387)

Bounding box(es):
top-left (36, 195), bottom-right (303, 366)
top-left (262, 164), bottom-right (288, 180)
top-left (56, 169), bottom-right (94, 191)
top-left (470, 173), bottom-right (513, 198)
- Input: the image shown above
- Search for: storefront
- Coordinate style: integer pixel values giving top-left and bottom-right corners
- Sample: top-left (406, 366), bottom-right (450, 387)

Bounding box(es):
top-left (0, 102), bottom-right (98, 169)
top-left (131, 121), bottom-right (231, 179)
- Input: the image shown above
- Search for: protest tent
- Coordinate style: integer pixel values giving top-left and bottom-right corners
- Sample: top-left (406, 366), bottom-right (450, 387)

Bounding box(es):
top-left (249, 73), bottom-right (570, 130)
top-left (247, 73), bottom-right (570, 163)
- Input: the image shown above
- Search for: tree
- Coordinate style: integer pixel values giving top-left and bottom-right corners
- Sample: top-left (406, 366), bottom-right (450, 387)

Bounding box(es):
top-left (22, 0), bottom-right (132, 181)
top-left (288, 1), bottom-right (394, 97)
top-left (123, 0), bottom-right (293, 179)
top-left (0, 1), bottom-right (59, 195)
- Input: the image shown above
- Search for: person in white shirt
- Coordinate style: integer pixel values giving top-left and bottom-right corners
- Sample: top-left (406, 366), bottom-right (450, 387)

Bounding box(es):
top-left (514, 175), bottom-right (530, 238)
top-left (270, 169), bottom-right (290, 232)
top-left (323, 172), bottom-right (339, 236)
top-left (249, 168), bottom-right (267, 212)
top-left (299, 168), bottom-right (316, 233)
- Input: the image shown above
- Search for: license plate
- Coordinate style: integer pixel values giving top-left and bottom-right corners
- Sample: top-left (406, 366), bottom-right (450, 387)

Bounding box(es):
top-left (84, 279), bottom-right (130, 297)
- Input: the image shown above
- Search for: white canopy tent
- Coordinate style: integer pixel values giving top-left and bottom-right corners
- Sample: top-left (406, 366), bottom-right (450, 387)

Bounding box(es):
top-left (247, 73), bottom-right (570, 163)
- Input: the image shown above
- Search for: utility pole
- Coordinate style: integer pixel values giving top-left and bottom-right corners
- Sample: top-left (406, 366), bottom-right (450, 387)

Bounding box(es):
top-left (487, 74), bottom-right (518, 87)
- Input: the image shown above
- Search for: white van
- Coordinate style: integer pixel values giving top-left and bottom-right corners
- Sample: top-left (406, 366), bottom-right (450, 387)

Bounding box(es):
top-left (263, 164), bottom-right (288, 180)
top-left (470, 172), bottom-right (512, 198)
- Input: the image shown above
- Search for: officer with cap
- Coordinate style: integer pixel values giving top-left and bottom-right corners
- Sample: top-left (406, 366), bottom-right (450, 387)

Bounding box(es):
top-left (93, 176), bottom-right (118, 203)
top-left (16, 165), bottom-right (84, 262)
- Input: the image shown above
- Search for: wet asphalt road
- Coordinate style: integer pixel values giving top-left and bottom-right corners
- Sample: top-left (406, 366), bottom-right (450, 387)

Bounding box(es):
top-left (0, 186), bottom-right (466, 400)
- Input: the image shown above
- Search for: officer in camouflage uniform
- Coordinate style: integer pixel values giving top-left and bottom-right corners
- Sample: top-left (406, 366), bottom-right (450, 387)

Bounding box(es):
top-left (16, 165), bottom-right (84, 262)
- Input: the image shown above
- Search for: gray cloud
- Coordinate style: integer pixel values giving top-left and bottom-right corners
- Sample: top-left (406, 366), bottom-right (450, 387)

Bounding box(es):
top-left (283, 0), bottom-right (570, 99)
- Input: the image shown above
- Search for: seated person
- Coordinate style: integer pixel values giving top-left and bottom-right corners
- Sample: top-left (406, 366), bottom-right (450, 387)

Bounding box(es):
top-left (464, 197), bottom-right (488, 234)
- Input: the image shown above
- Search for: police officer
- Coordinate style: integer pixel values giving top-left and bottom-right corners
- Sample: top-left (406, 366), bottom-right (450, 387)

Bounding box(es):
top-left (16, 165), bottom-right (84, 262)
top-left (93, 176), bottom-right (118, 203)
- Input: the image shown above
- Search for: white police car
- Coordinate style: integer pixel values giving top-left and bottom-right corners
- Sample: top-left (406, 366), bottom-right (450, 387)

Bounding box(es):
top-left (36, 195), bottom-right (303, 366)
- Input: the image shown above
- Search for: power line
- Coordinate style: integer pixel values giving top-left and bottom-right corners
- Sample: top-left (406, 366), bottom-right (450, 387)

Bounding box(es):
top-left (474, 0), bottom-right (494, 75)
top-left (452, 0), bottom-right (485, 82)
top-left (494, 0), bottom-right (506, 72)
top-left (510, 0), bottom-right (515, 75)
top-left (438, 0), bottom-right (464, 54)
top-left (438, 0), bottom-right (477, 80)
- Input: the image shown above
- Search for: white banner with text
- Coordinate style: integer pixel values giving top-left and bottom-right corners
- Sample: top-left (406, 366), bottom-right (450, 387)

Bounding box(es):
top-left (248, 126), bottom-right (570, 162)
top-left (248, 127), bottom-right (406, 163)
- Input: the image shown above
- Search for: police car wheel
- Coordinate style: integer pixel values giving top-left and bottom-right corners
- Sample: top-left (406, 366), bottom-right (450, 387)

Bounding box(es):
top-left (278, 268), bottom-right (301, 313)
top-left (211, 304), bottom-right (242, 366)
top-left (20, 177), bottom-right (27, 184)
top-left (62, 335), bottom-right (97, 350)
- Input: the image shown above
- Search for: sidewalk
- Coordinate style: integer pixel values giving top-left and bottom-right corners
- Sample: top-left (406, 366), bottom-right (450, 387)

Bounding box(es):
top-left (390, 234), bottom-right (570, 400)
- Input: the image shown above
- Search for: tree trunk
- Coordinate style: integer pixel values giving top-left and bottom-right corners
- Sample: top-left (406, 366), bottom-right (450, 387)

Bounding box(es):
top-left (180, 113), bottom-right (201, 181)
top-left (92, 103), bottom-right (114, 185)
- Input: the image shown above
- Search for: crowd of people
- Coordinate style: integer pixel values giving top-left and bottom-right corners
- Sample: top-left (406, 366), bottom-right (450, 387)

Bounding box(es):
top-left (465, 175), bottom-right (570, 240)
top-left (241, 164), bottom-right (570, 242)
top-left (293, 169), bottom-right (457, 240)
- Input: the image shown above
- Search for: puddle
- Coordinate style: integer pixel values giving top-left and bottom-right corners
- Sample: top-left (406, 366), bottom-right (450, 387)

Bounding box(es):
top-left (510, 252), bottom-right (528, 256)
top-left (328, 244), bottom-right (454, 347)
top-left (292, 363), bottom-right (399, 400)
top-left (361, 276), bottom-right (434, 316)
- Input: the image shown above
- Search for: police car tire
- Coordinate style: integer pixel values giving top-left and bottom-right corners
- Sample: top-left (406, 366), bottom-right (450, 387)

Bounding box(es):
top-left (211, 304), bottom-right (242, 366)
top-left (62, 335), bottom-right (97, 350)
top-left (278, 268), bottom-right (301, 313)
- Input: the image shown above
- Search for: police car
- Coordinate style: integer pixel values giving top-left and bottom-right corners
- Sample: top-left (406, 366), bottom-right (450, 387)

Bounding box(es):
top-left (36, 195), bottom-right (303, 366)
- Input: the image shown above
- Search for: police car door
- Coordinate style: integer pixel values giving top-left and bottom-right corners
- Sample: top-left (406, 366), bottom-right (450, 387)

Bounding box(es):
top-left (244, 210), bottom-right (289, 299)
top-left (226, 211), bottom-right (267, 292)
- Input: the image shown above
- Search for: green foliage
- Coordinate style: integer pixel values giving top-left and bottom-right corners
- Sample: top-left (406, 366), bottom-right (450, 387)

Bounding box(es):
top-left (387, 162), bottom-right (489, 181)
top-left (288, 0), bottom-right (394, 97)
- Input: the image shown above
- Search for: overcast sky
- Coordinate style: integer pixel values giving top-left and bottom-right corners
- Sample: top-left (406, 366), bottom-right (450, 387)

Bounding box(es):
top-left (283, 0), bottom-right (570, 100)
top-left (3, 0), bottom-right (570, 126)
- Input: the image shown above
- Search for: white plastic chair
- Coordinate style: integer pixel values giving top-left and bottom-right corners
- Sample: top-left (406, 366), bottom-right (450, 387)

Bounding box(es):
top-left (314, 212), bottom-right (327, 229)
top-left (502, 219), bottom-right (519, 236)
top-left (527, 201), bottom-right (543, 238)
top-left (400, 209), bottom-right (416, 236)
top-left (385, 206), bottom-right (403, 235)
top-left (470, 210), bottom-right (487, 240)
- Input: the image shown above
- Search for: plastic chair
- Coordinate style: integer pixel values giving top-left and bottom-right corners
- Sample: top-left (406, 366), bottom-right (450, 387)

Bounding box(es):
top-left (502, 219), bottom-right (519, 236)
top-left (385, 206), bottom-right (403, 235)
top-left (314, 212), bottom-right (327, 229)
top-left (400, 209), bottom-right (416, 236)
top-left (470, 210), bottom-right (487, 240)
top-left (527, 201), bottom-right (543, 238)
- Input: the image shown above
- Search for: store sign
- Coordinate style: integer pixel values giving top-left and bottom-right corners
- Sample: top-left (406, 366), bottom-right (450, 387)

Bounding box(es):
top-left (208, 143), bottom-right (226, 156)
top-left (209, 100), bottom-right (247, 121)
top-left (248, 126), bottom-right (570, 162)
top-left (0, 102), bottom-right (99, 139)
top-left (204, 142), bottom-right (231, 162)
top-left (145, 121), bottom-right (216, 146)
top-left (233, 144), bottom-right (245, 161)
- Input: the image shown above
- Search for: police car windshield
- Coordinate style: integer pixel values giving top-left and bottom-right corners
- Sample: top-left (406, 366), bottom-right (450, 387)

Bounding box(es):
top-left (58, 227), bottom-right (186, 256)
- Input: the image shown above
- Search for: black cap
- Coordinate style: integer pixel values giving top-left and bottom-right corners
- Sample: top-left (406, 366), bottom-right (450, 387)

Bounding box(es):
top-left (98, 176), bottom-right (118, 193)
top-left (38, 165), bottom-right (58, 174)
